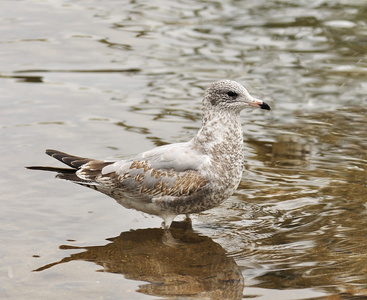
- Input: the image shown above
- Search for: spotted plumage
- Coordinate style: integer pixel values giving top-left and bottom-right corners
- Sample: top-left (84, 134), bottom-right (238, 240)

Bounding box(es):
top-left (27, 80), bottom-right (270, 228)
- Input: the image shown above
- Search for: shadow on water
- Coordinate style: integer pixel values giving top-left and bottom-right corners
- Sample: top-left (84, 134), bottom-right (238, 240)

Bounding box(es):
top-left (33, 222), bottom-right (244, 299)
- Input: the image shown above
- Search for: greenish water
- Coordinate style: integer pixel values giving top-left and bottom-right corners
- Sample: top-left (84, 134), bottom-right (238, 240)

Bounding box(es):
top-left (1, 0), bottom-right (367, 299)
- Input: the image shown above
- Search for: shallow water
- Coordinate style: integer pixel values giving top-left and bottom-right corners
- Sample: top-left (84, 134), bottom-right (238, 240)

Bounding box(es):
top-left (1, 0), bottom-right (367, 299)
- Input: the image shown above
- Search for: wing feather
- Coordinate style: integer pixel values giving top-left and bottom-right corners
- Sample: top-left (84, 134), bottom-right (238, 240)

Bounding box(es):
top-left (34, 143), bottom-right (210, 200)
top-left (98, 142), bottom-right (210, 199)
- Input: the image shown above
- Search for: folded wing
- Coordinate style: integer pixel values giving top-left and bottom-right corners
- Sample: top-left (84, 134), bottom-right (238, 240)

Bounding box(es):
top-left (31, 143), bottom-right (210, 200)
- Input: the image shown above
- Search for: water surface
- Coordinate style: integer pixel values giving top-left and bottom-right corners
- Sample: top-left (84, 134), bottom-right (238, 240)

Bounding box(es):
top-left (1, 0), bottom-right (367, 299)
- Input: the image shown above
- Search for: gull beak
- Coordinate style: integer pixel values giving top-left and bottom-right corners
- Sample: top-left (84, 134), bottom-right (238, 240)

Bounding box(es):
top-left (249, 98), bottom-right (271, 110)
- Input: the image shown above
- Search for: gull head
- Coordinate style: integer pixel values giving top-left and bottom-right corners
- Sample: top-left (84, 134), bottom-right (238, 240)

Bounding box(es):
top-left (203, 80), bottom-right (270, 112)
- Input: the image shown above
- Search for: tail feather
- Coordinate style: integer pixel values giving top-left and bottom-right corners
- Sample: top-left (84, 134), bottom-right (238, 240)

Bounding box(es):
top-left (56, 172), bottom-right (95, 184)
top-left (27, 149), bottom-right (115, 186)
top-left (45, 149), bottom-right (95, 169)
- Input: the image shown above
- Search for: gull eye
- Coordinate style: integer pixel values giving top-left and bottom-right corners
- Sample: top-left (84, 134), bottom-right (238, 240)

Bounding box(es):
top-left (227, 91), bottom-right (238, 98)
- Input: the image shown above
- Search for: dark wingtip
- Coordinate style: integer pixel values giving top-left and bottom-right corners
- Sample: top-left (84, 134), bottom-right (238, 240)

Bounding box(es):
top-left (26, 166), bottom-right (76, 173)
top-left (45, 149), bottom-right (58, 156)
top-left (260, 101), bottom-right (271, 110)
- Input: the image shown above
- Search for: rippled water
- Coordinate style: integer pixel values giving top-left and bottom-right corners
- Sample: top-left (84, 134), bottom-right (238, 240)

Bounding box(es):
top-left (1, 0), bottom-right (367, 299)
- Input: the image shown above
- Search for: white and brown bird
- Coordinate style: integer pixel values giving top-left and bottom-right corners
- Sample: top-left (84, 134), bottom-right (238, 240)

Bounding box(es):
top-left (27, 80), bottom-right (270, 230)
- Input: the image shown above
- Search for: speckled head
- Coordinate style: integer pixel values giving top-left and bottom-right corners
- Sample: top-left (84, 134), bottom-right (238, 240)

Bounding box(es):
top-left (203, 80), bottom-right (270, 112)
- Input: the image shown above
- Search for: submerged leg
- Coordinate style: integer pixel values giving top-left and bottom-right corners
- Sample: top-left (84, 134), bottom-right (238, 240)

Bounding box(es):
top-left (161, 215), bottom-right (184, 247)
top-left (161, 214), bottom-right (175, 231)
top-left (162, 229), bottom-right (184, 247)
top-left (183, 214), bottom-right (192, 229)
top-left (169, 214), bottom-right (193, 230)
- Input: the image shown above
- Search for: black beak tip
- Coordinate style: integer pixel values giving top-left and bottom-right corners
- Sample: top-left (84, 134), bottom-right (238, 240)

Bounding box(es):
top-left (260, 101), bottom-right (271, 110)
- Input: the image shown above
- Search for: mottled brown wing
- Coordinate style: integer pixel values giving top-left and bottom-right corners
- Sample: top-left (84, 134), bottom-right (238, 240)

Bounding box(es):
top-left (102, 159), bottom-right (208, 198)
top-left (140, 169), bottom-right (207, 197)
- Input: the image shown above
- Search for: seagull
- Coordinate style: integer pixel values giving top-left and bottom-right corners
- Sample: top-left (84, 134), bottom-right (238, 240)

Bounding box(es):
top-left (27, 80), bottom-right (270, 230)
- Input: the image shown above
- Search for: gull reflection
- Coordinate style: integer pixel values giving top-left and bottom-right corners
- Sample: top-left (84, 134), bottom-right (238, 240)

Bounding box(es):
top-left (34, 223), bottom-right (244, 299)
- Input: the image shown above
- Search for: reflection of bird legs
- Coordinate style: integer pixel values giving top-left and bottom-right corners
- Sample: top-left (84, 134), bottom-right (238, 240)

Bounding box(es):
top-left (162, 229), bottom-right (183, 247)
top-left (161, 214), bottom-right (193, 247)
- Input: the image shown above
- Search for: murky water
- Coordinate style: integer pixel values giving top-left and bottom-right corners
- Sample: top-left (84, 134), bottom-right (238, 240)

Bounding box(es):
top-left (1, 0), bottom-right (367, 299)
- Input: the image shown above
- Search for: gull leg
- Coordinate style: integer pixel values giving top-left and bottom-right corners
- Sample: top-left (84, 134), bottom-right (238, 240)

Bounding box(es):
top-left (161, 215), bottom-right (184, 247)
top-left (183, 214), bottom-right (192, 229)
top-left (161, 214), bottom-right (175, 230)
top-left (171, 214), bottom-right (192, 230)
